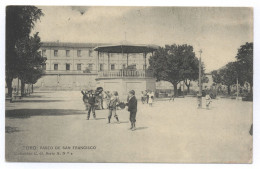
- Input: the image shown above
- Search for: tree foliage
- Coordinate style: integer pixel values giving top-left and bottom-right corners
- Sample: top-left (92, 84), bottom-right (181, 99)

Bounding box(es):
top-left (236, 42), bottom-right (253, 96)
top-left (16, 33), bottom-right (46, 85)
top-left (6, 6), bottom-right (44, 96)
top-left (149, 44), bottom-right (199, 96)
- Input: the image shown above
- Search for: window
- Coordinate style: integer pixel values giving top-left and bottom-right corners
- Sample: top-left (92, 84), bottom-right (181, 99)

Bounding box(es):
top-left (77, 50), bottom-right (81, 57)
top-left (77, 64), bottom-right (81, 71)
top-left (111, 64), bottom-right (115, 70)
top-left (54, 50), bottom-right (58, 57)
top-left (54, 64), bottom-right (58, 70)
top-left (99, 64), bottom-right (103, 71)
top-left (122, 64), bottom-right (126, 69)
top-left (66, 50), bottom-right (70, 57)
top-left (42, 49), bottom-right (46, 56)
top-left (143, 65), bottom-right (146, 70)
top-left (66, 64), bottom-right (70, 71)
top-left (132, 64), bottom-right (136, 69)
top-left (42, 63), bottom-right (46, 70)
top-left (89, 49), bottom-right (92, 57)
top-left (88, 64), bottom-right (93, 71)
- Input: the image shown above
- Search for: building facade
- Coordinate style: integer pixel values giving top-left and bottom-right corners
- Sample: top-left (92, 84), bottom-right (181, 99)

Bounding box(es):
top-left (34, 42), bottom-right (153, 91)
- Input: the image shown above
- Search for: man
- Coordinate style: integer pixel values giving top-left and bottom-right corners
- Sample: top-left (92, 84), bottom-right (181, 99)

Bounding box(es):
top-left (87, 90), bottom-right (97, 120)
top-left (126, 90), bottom-right (137, 131)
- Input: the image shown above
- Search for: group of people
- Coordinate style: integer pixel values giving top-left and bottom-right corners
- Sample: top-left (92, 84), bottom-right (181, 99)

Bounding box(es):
top-left (141, 90), bottom-right (155, 106)
top-left (81, 88), bottom-right (138, 131)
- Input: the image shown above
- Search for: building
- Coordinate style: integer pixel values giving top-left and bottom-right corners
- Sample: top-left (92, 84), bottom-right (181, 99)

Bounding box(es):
top-left (34, 42), bottom-right (156, 96)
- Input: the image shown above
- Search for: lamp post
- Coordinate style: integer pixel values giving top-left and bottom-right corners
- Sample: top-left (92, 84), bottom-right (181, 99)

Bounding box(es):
top-left (198, 49), bottom-right (203, 108)
top-left (236, 76), bottom-right (239, 100)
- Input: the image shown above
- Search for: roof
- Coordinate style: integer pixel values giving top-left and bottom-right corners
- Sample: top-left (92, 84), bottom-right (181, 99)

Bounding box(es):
top-left (41, 42), bottom-right (108, 48)
top-left (94, 41), bottom-right (159, 53)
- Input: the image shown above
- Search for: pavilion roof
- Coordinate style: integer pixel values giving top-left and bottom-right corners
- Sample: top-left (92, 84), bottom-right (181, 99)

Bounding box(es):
top-left (94, 41), bottom-right (159, 53)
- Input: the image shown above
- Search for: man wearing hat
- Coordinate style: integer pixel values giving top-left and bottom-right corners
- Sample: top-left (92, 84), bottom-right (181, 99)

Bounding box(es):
top-left (87, 90), bottom-right (97, 120)
top-left (126, 90), bottom-right (138, 131)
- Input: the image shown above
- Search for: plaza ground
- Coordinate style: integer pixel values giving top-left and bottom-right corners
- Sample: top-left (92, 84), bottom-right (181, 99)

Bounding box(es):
top-left (5, 91), bottom-right (253, 163)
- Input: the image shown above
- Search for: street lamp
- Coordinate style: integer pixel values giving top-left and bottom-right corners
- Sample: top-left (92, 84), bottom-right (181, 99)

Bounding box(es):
top-left (198, 49), bottom-right (203, 108)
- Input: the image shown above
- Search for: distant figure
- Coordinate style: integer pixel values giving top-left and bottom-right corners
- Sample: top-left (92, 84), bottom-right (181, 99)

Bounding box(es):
top-left (106, 91), bottom-right (121, 124)
top-left (141, 91), bottom-right (146, 104)
top-left (169, 93), bottom-right (175, 101)
top-left (148, 91), bottom-right (154, 107)
top-left (205, 93), bottom-right (212, 109)
top-left (146, 90), bottom-right (149, 104)
top-left (126, 90), bottom-right (137, 131)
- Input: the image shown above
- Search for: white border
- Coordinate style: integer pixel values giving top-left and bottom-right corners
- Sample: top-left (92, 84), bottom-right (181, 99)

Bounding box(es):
top-left (1, 1), bottom-right (259, 169)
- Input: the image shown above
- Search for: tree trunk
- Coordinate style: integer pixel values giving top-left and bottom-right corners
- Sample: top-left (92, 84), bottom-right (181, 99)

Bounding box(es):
top-left (227, 85), bottom-right (231, 95)
top-left (6, 77), bottom-right (13, 97)
top-left (249, 82), bottom-right (253, 98)
top-left (173, 83), bottom-right (178, 97)
top-left (184, 80), bottom-right (190, 94)
top-left (21, 80), bottom-right (25, 96)
top-left (32, 84), bottom-right (34, 93)
top-left (187, 85), bottom-right (190, 94)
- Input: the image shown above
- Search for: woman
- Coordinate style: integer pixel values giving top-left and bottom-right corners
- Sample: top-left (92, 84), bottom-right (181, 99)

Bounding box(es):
top-left (148, 91), bottom-right (154, 107)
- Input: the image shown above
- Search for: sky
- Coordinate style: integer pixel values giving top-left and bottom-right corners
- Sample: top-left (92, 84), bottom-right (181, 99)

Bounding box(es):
top-left (32, 6), bottom-right (253, 72)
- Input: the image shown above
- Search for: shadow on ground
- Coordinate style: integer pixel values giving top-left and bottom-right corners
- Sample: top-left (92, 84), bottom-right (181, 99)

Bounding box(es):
top-left (135, 127), bottom-right (148, 131)
top-left (11, 100), bottom-right (63, 103)
top-left (5, 126), bottom-right (22, 133)
top-left (24, 95), bottom-right (45, 98)
top-left (6, 109), bottom-right (85, 119)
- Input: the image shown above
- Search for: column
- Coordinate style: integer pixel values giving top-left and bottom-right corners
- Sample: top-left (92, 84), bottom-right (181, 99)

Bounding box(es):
top-left (108, 53), bottom-right (110, 71)
top-left (97, 51), bottom-right (99, 72)
top-left (144, 52), bottom-right (147, 70)
top-left (126, 53), bottom-right (128, 67)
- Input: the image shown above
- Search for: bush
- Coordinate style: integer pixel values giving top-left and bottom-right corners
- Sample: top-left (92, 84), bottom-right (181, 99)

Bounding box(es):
top-left (242, 94), bottom-right (253, 101)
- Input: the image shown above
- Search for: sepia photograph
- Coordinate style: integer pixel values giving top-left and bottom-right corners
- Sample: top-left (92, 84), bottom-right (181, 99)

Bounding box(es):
top-left (3, 4), bottom-right (255, 164)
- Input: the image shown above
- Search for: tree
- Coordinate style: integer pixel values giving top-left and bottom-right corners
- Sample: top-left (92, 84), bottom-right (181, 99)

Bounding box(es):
top-left (182, 49), bottom-right (199, 93)
top-left (212, 70), bottom-right (222, 95)
top-left (219, 62), bottom-right (238, 95)
top-left (149, 44), bottom-right (197, 96)
top-left (15, 33), bottom-right (46, 96)
top-left (6, 6), bottom-right (44, 97)
top-left (236, 42), bottom-right (253, 98)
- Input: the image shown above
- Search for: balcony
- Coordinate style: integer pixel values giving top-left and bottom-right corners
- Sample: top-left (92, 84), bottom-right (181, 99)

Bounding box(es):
top-left (97, 69), bottom-right (153, 78)
top-left (44, 70), bottom-right (97, 75)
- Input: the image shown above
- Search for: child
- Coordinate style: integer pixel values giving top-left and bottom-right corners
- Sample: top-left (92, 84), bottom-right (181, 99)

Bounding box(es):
top-left (107, 91), bottom-right (121, 124)
top-left (205, 93), bottom-right (212, 109)
top-left (126, 90), bottom-right (137, 131)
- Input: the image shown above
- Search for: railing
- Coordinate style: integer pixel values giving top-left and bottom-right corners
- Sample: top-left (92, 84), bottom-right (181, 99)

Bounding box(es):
top-left (97, 69), bottom-right (153, 78)
top-left (44, 70), bottom-right (97, 74)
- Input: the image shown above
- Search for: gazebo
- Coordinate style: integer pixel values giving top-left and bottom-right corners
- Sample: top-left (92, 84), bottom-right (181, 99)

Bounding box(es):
top-left (94, 42), bottom-right (159, 99)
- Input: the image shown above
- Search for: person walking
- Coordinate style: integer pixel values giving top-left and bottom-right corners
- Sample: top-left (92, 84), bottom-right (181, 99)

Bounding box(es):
top-left (106, 91), bottom-right (121, 124)
top-left (126, 90), bottom-right (137, 131)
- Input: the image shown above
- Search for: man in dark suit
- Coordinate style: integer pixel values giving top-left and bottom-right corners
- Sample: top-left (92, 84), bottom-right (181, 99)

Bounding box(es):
top-left (126, 90), bottom-right (137, 131)
top-left (87, 90), bottom-right (97, 120)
